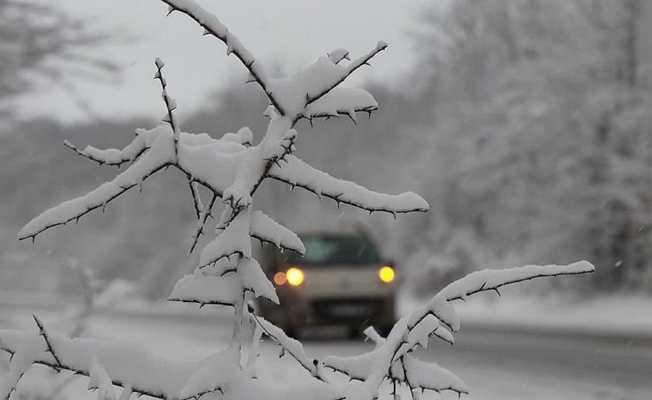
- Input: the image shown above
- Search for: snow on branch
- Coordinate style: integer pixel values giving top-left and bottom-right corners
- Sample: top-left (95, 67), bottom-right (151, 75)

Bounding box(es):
top-left (0, 329), bottom-right (200, 400)
top-left (398, 356), bottom-right (468, 396)
top-left (265, 42), bottom-right (387, 121)
top-left (301, 87), bottom-right (379, 124)
top-left (439, 261), bottom-right (595, 301)
top-left (63, 137), bottom-right (147, 168)
top-left (320, 262), bottom-right (594, 400)
top-left (300, 42), bottom-right (388, 112)
top-left (240, 258), bottom-right (278, 303)
top-left (168, 273), bottom-right (239, 307)
top-left (160, 0), bottom-right (285, 115)
top-left (252, 316), bottom-right (325, 381)
top-left (250, 211), bottom-right (305, 255)
top-left (198, 210), bottom-right (251, 269)
top-left (268, 155), bottom-right (429, 215)
top-left (18, 131), bottom-right (175, 242)
top-left (187, 180), bottom-right (203, 219)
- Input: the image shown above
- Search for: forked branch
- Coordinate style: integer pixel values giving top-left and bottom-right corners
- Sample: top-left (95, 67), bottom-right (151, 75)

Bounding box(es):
top-left (303, 41), bottom-right (388, 110)
top-left (32, 315), bottom-right (63, 371)
top-left (160, 0), bottom-right (285, 115)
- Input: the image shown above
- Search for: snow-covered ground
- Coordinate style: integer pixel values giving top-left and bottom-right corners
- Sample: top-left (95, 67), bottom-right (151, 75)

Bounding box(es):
top-left (399, 291), bottom-right (652, 339)
top-left (3, 297), bottom-right (651, 400)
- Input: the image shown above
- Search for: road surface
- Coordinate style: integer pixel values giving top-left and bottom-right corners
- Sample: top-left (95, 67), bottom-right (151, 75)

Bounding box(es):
top-left (3, 307), bottom-right (651, 400)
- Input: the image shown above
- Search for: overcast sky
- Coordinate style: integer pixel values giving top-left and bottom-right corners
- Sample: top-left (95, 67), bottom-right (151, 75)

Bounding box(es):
top-left (18, 0), bottom-right (430, 123)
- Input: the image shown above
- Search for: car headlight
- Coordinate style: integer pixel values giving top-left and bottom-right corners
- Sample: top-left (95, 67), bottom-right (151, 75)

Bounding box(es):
top-left (378, 265), bottom-right (395, 283)
top-left (273, 271), bottom-right (287, 286)
top-left (286, 267), bottom-right (305, 286)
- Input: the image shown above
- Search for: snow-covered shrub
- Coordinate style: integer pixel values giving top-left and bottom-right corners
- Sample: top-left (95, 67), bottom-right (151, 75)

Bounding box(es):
top-left (1, 2), bottom-right (595, 399)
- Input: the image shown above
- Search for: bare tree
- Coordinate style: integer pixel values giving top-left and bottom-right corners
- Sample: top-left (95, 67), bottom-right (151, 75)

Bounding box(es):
top-left (0, 0), bottom-right (117, 118)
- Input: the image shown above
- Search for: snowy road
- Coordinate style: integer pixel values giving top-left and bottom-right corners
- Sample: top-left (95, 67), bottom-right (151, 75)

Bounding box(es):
top-left (88, 312), bottom-right (652, 400)
top-left (4, 307), bottom-right (652, 400)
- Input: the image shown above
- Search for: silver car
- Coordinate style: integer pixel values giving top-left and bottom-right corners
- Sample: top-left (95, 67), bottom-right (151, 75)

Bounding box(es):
top-left (258, 231), bottom-right (396, 337)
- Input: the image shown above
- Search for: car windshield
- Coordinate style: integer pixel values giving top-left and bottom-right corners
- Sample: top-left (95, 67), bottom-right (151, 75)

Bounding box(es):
top-left (286, 234), bottom-right (381, 266)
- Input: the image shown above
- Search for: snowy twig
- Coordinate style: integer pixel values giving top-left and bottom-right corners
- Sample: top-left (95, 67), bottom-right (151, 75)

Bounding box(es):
top-left (250, 314), bottom-right (327, 382)
top-left (188, 179), bottom-right (203, 220)
top-left (0, 346), bottom-right (170, 400)
top-left (18, 160), bottom-right (170, 242)
top-left (154, 58), bottom-right (180, 161)
top-left (32, 315), bottom-right (63, 371)
top-left (63, 138), bottom-right (148, 168)
top-left (160, 0), bottom-right (285, 115)
top-left (188, 192), bottom-right (218, 254)
top-left (268, 155), bottom-right (429, 215)
top-left (440, 261), bottom-right (596, 302)
top-left (301, 42), bottom-right (388, 112)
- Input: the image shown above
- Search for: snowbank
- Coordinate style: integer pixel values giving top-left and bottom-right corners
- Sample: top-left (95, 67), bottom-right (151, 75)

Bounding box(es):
top-left (400, 293), bottom-right (652, 339)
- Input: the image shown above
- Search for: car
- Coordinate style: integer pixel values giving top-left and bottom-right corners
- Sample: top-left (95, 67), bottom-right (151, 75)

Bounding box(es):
top-left (258, 231), bottom-right (397, 337)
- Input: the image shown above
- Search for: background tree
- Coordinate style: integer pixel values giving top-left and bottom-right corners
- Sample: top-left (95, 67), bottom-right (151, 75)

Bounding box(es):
top-left (0, 0), bottom-right (117, 119)
top-left (400, 0), bottom-right (652, 291)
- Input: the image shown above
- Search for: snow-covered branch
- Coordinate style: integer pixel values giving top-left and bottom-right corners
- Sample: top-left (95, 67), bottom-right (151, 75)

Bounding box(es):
top-left (440, 261), bottom-right (596, 301)
top-left (187, 180), bottom-right (203, 220)
top-left (160, 0), bottom-right (285, 115)
top-left (18, 128), bottom-right (175, 242)
top-left (300, 87), bottom-right (379, 124)
top-left (302, 41), bottom-right (388, 111)
top-left (31, 315), bottom-right (63, 372)
top-left (251, 316), bottom-right (326, 381)
top-left (63, 138), bottom-right (148, 168)
top-left (320, 262), bottom-right (595, 400)
top-left (268, 155), bottom-right (429, 215)
top-left (188, 192), bottom-right (217, 254)
top-left (154, 57), bottom-right (180, 161)
top-left (250, 210), bottom-right (305, 255)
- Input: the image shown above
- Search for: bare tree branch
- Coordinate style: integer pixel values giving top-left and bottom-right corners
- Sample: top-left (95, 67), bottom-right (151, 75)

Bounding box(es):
top-left (159, 0), bottom-right (285, 115)
top-left (188, 192), bottom-right (218, 254)
top-left (32, 315), bottom-right (64, 371)
top-left (154, 58), bottom-right (180, 161)
top-left (302, 41), bottom-right (388, 111)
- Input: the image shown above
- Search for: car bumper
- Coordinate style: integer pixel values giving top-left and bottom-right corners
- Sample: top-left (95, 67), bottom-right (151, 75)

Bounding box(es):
top-left (259, 294), bottom-right (395, 330)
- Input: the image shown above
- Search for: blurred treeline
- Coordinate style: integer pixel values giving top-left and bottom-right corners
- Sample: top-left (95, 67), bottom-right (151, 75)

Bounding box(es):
top-left (1, 0), bottom-right (651, 298)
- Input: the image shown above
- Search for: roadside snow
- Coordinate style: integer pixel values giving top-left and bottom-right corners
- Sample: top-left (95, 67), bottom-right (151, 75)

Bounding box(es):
top-left (399, 292), bottom-right (652, 338)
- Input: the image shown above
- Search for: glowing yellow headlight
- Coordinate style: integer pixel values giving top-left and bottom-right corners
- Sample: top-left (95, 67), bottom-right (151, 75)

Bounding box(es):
top-left (378, 266), bottom-right (395, 283)
top-left (286, 267), bottom-right (305, 286)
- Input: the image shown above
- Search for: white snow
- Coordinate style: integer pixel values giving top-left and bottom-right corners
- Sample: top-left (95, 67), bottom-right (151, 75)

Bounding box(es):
top-left (199, 211), bottom-right (252, 268)
top-left (168, 273), bottom-right (240, 306)
top-left (88, 358), bottom-right (116, 400)
top-left (249, 211), bottom-right (305, 255)
top-left (269, 155), bottom-right (429, 214)
top-left (255, 318), bottom-right (317, 376)
top-left (239, 259), bottom-right (278, 304)
top-left (304, 87), bottom-right (378, 120)
top-left (438, 261), bottom-right (596, 301)
top-left (0, 329), bottom-right (202, 399)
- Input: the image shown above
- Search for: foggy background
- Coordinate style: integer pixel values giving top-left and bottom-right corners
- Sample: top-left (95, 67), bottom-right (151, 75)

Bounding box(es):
top-left (2, 0), bottom-right (651, 300)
